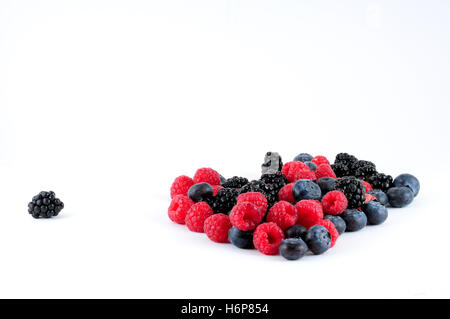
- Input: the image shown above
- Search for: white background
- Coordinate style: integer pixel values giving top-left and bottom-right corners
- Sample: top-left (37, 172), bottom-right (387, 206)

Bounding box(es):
top-left (1, 0), bottom-right (450, 298)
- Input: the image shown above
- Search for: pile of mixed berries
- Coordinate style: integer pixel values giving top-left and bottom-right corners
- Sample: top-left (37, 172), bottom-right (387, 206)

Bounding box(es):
top-left (168, 152), bottom-right (420, 260)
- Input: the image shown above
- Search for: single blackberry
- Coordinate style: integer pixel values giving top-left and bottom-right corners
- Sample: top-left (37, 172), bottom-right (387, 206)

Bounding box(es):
top-left (334, 153), bottom-right (358, 167)
top-left (206, 188), bottom-right (238, 215)
top-left (239, 180), bottom-right (278, 207)
top-left (221, 176), bottom-right (248, 189)
top-left (260, 171), bottom-right (287, 194)
top-left (334, 177), bottom-right (365, 209)
top-left (331, 162), bottom-right (352, 178)
top-left (354, 165), bottom-right (378, 180)
top-left (367, 173), bottom-right (393, 192)
top-left (350, 160), bottom-right (376, 175)
top-left (28, 191), bottom-right (64, 219)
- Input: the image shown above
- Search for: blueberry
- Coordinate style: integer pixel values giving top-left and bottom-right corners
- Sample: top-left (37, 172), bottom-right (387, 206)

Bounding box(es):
top-left (362, 201), bottom-right (388, 225)
top-left (293, 179), bottom-right (322, 201)
top-left (387, 186), bottom-right (414, 208)
top-left (341, 209), bottom-right (367, 232)
top-left (317, 177), bottom-right (336, 195)
top-left (220, 175), bottom-right (227, 185)
top-left (285, 225), bottom-right (308, 239)
top-left (293, 153), bottom-right (313, 162)
top-left (324, 215), bottom-right (346, 234)
top-left (394, 174), bottom-right (420, 197)
top-left (304, 225), bottom-right (331, 255)
top-left (187, 182), bottom-right (213, 202)
top-left (368, 189), bottom-right (389, 206)
top-left (228, 227), bottom-right (254, 249)
top-left (279, 238), bottom-right (308, 260)
top-left (304, 161), bottom-right (317, 171)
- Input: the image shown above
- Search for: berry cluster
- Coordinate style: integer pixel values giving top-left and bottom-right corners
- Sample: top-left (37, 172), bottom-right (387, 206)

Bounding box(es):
top-left (168, 152), bottom-right (420, 260)
top-left (28, 191), bottom-right (64, 219)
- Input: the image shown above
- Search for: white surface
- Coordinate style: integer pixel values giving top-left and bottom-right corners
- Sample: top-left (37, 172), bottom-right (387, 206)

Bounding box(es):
top-left (1, 0), bottom-right (450, 299)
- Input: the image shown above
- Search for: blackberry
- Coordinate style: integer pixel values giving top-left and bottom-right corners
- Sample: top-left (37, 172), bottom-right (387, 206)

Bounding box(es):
top-left (221, 176), bottom-right (248, 189)
top-left (331, 162), bottom-right (352, 178)
top-left (350, 160), bottom-right (376, 175)
top-left (334, 177), bottom-right (366, 209)
top-left (367, 173), bottom-right (393, 192)
top-left (334, 153), bottom-right (358, 167)
top-left (354, 165), bottom-right (378, 180)
top-left (239, 180), bottom-right (278, 206)
top-left (260, 171), bottom-right (287, 194)
top-left (206, 188), bottom-right (238, 215)
top-left (28, 191), bottom-right (64, 219)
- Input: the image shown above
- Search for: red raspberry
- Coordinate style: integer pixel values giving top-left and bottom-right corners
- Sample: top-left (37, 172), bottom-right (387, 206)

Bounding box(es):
top-left (315, 164), bottom-right (337, 179)
top-left (295, 169), bottom-right (317, 181)
top-left (318, 219), bottom-right (339, 248)
top-left (360, 180), bottom-right (373, 192)
top-left (168, 195), bottom-right (194, 224)
top-left (204, 213), bottom-right (232, 243)
top-left (364, 193), bottom-right (377, 203)
top-left (193, 168), bottom-right (221, 185)
top-left (236, 192), bottom-right (268, 218)
top-left (266, 201), bottom-right (298, 230)
top-left (212, 185), bottom-right (223, 195)
top-left (321, 190), bottom-right (348, 215)
top-left (229, 202), bottom-right (263, 231)
top-left (281, 161), bottom-right (309, 182)
top-left (170, 175), bottom-right (194, 199)
top-left (253, 222), bottom-right (285, 255)
top-left (311, 155), bottom-right (330, 166)
top-left (278, 183), bottom-right (295, 203)
top-left (185, 202), bottom-right (213, 233)
top-left (295, 200), bottom-right (323, 228)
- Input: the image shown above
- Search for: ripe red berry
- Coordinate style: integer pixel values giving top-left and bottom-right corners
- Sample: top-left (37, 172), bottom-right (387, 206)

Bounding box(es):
top-left (364, 193), bottom-right (377, 203)
top-left (278, 183), bottom-right (295, 203)
top-left (170, 175), bottom-right (194, 199)
top-left (295, 169), bottom-right (317, 181)
top-left (212, 185), bottom-right (223, 195)
top-left (253, 222), bottom-right (285, 255)
top-left (321, 190), bottom-right (348, 215)
top-left (282, 161), bottom-right (309, 182)
top-left (168, 195), bottom-right (194, 224)
top-left (360, 180), bottom-right (373, 192)
top-left (204, 213), bottom-right (232, 243)
top-left (229, 202), bottom-right (263, 231)
top-left (311, 155), bottom-right (330, 167)
top-left (295, 200), bottom-right (324, 229)
top-left (315, 164), bottom-right (337, 179)
top-left (193, 168), bottom-right (221, 185)
top-left (236, 192), bottom-right (268, 219)
top-left (266, 201), bottom-right (298, 231)
top-left (318, 219), bottom-right (339, 247)
top-left (185, 202), bottom-right (213, 232)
